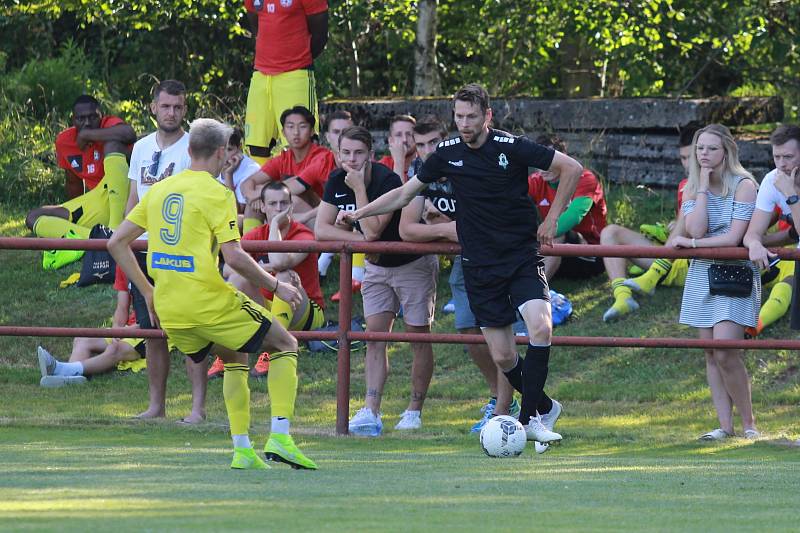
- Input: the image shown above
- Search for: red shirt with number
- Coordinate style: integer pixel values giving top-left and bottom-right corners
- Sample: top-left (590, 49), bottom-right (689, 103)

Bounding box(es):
top-left (261, 144), bottom-right (336, 197)
top-left (245, 0), bottom-right (328, 75)
top-left (242, 220), bottom-right (324, 308)
top-left (55, 115), bottom-right (125, 190)
top-left (527, 169), bottom-right (607, 244)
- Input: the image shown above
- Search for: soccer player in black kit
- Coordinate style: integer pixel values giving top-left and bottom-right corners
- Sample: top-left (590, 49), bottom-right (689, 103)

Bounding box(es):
top-left (341, 84), bottom-right (583, 446)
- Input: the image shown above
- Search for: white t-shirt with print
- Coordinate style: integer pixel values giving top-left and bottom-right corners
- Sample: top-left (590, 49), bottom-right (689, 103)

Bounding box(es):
top-left (128, 131), bottom-right (191, 240)
top-left (218, 154), bottom-right (261, 204)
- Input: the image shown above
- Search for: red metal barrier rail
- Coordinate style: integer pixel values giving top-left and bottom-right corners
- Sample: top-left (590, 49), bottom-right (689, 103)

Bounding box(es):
top-left (3, 237), bottom-right (800, 434)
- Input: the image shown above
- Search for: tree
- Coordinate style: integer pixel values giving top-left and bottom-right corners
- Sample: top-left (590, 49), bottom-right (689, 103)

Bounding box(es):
top-left (413, 0), bottom-right (442, 96)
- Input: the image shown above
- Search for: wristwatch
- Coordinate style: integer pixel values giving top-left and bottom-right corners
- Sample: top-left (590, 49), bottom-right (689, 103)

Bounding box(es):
top-left (787, 195), bottom-right (800, 206)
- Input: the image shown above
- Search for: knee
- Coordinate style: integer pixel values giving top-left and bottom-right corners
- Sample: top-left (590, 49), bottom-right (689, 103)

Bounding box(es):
top-left (529, 322), bottom-right (552, 344)
top-left (492, 350), bottom-right (518, 370)
top-left (25, 209), bottom-right (41, 231)
top-left (600, 224), bottom-right (623, 245)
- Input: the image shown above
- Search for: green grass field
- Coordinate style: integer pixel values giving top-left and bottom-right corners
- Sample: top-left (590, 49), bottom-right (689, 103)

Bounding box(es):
top-left (1, 187), bottom-right (800, 531)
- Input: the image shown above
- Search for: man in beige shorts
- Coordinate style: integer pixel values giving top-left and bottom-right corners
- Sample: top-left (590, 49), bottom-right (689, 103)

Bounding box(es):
top-left (315, 126), bottom-right (438, 436)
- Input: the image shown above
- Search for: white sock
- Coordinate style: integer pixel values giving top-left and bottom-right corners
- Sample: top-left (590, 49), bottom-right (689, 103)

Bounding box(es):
top-left (318, 252), bottom-right (334, 276)
top-left (232, 434), bottom-right (251, 449)
top-left (352, 266), bottom-right (365, 282)
top-left (271, 416), bottom-right (290, 434)
top-left (54, 361), bottom-right (84, 376)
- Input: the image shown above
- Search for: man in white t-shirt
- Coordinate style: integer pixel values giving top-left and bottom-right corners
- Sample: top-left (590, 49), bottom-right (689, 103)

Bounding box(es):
top-left (219, 128), bottom-right (261, 213)
top-left (124, 79), bottom-right (207, 423)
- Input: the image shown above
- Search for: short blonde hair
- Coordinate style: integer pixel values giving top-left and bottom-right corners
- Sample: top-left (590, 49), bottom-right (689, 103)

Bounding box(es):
top-left (189, 118), bottom-right (232, 159)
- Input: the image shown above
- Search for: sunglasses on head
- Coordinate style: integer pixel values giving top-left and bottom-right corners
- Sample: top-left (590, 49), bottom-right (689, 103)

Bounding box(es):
top-left (148, 150), bottom-right (162, 177)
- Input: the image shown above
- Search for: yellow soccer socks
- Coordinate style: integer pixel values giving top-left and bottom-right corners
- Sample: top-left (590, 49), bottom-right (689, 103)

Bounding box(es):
top-left (603, 278), bottom-right (640, 322)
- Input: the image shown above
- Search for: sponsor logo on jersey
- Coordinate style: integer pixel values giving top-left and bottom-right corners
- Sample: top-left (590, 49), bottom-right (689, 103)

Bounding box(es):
top-left (68, 155), bottom-right (83, 171)
top-left (498, 153), bottom-right (509, 169)
top-left (151, 252), bottom-right (195, 272)
top-left (334, 192), bottom-right (348, 198)
top-left (493, 135), bottom-right (515, 144)
top-left (539, 199), bottom-right (550, 206)
top-left (447, 160), bottom-right (463, 167)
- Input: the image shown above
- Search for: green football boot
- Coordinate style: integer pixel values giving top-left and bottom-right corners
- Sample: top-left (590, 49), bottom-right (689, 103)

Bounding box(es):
top-left (264, 433), bottom-right (318, 470)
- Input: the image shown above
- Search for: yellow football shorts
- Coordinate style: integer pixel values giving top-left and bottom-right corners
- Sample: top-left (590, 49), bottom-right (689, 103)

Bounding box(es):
top-left (245, 69), bottom-right (319, 153)
top-left (61, 154), bottom-right (129, 227)
top-left (164, 291), bottom-right (274, 361)
top-left (271, 297), bottom-right (325, 331)
top-left (660, 258), bottom-right (688, 287)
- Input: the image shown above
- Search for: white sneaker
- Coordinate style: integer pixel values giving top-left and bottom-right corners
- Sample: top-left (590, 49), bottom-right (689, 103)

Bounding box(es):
top-left (40, 375), bottom-right (87, 388)
top-left (525, 415), bottom-right (562, 443)
top-left (534, 442), bottom-right (550, 454)
top-left (37, 346), bottom-right (57, 378)
top-left (743, 429), bottom-right (761, 440)
top-left (348, 407), bottom-right (383, 437)
top-left (698, 428), bottom-right (732, 441)
top-left (540, 399), bottom-right (562, 431)
top-left (394, 410), bottom-right (422, 431)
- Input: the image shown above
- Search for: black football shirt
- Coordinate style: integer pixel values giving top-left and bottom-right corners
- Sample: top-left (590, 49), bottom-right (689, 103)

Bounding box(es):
top-left (417, 128), bottom-right (555, 268)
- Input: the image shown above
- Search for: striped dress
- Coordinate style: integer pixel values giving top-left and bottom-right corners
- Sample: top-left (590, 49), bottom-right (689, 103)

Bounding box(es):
top-left (679, 176), bottom-right (760, 328)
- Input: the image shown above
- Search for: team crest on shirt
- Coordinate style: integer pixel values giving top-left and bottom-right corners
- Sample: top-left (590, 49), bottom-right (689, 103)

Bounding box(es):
top-left (498, 153), bottom-right (509, 169)
top-left (280, 0), bottom-right (292, 6)
top-left (539, 199), bottom-right (550, 206)
top-left (253, 0), bottom-right (263, 9)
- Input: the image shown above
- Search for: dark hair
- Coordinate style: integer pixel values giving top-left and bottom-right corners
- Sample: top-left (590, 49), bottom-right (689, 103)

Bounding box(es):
top-left (770, 124), bottom-right (800, 147)
top-left (152, 79), bottom-right (186, 101)
top-left (389, 114), bottom-right (416, 132)
top-left (326, 110), bottom-right (353, 130)
top-left (280, 105), bottom-right (315, 128)
top-left (339, 125), bottom-right (373, 151)
top-left (261, 180), bottom-right (293, 203)
top-left (72, 95), bottom-right (100, 111)
top-left (228, 127), bottom-right (244, 148)
top-left (413, 115), bottom-right (447, 138)
top-left (535, 134), bottom-right (566, 153)
top-left (453, 83), bottom-right (490, 113)
top-left (678, 126), bottom-right (700, 148)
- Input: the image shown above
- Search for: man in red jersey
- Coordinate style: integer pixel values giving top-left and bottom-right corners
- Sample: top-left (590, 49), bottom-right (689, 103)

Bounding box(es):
top-left (241, 106), bottom-right (336, 233)
top-left (244, 0), bottom-right (328, 164)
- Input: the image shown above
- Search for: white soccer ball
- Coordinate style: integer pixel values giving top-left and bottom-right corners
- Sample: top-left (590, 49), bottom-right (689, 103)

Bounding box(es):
top-left (480, 415), bottom-right (527, 457)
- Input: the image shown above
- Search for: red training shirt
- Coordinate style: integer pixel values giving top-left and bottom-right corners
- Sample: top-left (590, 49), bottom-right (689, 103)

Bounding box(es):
top-left (527, 169), bottom-right (607, 244)
top-left (112, 266), bottom-right (138, 326)
top-left (261, 143), bottom-right (336, 198)
top-left (245, 0), bottom-right (328, 75)
top-left (377, 155), bottom-right (410, 181)
top-left (242, 220), bottom-right (324, 308)
top-left (55, 115), bottom-right (125, 190)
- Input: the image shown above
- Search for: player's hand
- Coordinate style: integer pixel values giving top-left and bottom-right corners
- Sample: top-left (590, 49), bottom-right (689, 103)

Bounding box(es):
top-left (343, 162), bottom-right (366, 191)
top-left (275, 280), bottom-right (303, 310)
top-left (774, 168), bottom-right (799, 198)
top-left (336, 209), bottom-right (358, 227)
top-left (143, 289), bottom-right (161, 329)
top-left (537, 215), bottom-right (558, 247)
top-left (388, 135), bottom-right (409, 163)
top-left (670, 236), bottom-right (692, 248)
top-left (748, 241), bottom-right (776, 270)
top-left (248, 197), bottom-right (264, 214)
top-left (223, 152), bottom-right (243, 176)
top-left (698, 167), bottom-right (712, 192)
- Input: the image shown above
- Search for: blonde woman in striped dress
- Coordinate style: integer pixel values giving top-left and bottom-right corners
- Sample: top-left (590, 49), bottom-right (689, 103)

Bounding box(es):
top-left (670, 124), bottom-right (761, 440)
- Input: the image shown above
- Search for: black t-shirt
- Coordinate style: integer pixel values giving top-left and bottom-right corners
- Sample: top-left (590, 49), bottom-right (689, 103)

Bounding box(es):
top-left (413, 157), bottom-right (457, 219)
top-left (322, 162), bottom-right (420, 268)
top-left (417, 129), bottom-right (555, 268)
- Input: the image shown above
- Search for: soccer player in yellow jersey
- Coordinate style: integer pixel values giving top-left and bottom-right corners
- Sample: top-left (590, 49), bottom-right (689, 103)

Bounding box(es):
top-left (109, 118), bottom-right (318, 470)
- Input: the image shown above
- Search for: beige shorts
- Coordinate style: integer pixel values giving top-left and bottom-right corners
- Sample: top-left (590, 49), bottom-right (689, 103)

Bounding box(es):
top-left (361, 255), bottom-right (438, 326)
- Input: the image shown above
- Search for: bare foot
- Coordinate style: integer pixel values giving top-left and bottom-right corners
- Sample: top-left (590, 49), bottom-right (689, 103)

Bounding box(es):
top-left (133, 408), bottom-right (165, 420)
top-left (179, 412), bottom-right (206, 425)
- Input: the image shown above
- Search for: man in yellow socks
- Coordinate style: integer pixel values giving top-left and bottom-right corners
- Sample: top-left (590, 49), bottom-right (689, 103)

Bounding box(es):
top-left (109, 118), bottom-right (317, 470)
top-left (27, 95), bottom-right (135, 269)
top-left (244, 0), bottom-right (328, 164)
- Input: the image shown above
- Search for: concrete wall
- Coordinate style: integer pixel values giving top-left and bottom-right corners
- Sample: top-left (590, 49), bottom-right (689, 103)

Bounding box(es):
top-left (320, 96), bottom-right (782, 186)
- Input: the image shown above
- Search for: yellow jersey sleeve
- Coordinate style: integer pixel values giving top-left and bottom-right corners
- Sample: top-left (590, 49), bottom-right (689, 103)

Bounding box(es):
top-left (127, 192), bottom-right (150, 229)
top-left (208, 187), bottom-right (240, 244)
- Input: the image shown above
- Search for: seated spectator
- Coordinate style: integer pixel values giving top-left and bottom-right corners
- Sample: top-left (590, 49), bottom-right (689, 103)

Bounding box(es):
top-left (218, 127), bottom-right (261, 216)
top-left (37, 266), bottom-right (145, 387)
top-left (241, 105), bottom-right (336, 233)
top-left (209, 181), bottom-right (326, 379)
top-left (378, 115), bottom-right (417, 181)
top-left (527, 134), bottom-right (607, 281)
top-left (316, 126), bottom-right (437, 436)
top-left (744, 124), bottom-right (800, 334)
top-left (600, 128), bottom-right (695, 322)
top-left (673, 124), bottom-right (760, 440)
top-left (26, 95), bottom-right (136, 269)
top-left (398, 115), bottom-right (520, 433)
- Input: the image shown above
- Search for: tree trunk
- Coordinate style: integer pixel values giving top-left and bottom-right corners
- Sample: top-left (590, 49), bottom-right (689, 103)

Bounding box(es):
top-left (413, 0), bottom-right (442, 96)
